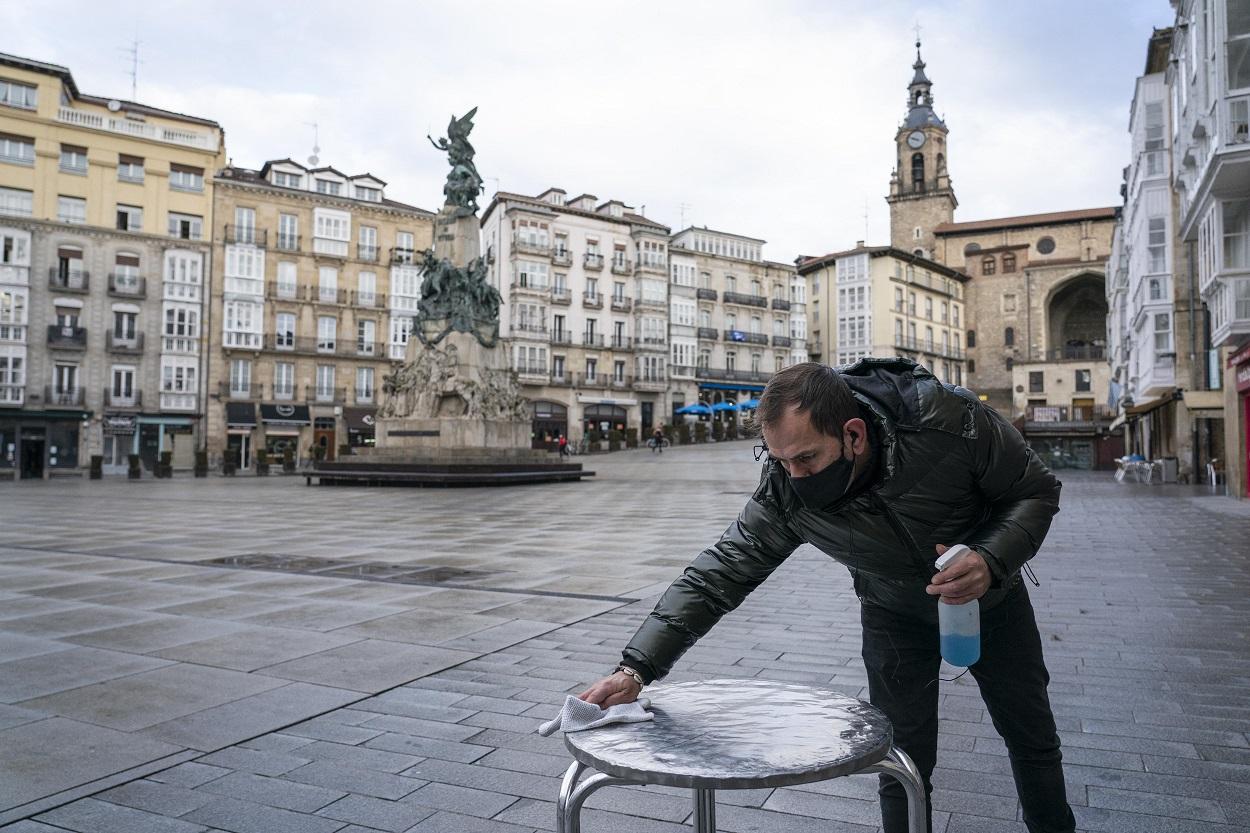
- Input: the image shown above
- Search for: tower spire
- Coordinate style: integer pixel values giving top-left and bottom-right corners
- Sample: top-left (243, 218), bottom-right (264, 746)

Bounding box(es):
top-left (904, 34), bottom-right (943, 129)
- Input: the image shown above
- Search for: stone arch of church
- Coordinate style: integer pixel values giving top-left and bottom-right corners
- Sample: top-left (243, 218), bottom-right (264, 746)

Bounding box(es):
top-left (1044, 270), bottom-right (1107, 357)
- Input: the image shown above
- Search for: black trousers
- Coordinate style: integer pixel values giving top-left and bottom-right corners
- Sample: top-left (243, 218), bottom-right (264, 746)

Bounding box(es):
top-left (860, 581), bottom-right (1076, 833)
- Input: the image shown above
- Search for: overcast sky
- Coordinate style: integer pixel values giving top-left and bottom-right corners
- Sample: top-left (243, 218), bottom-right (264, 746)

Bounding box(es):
top-left (4, 0), bottom-right (1174, 262)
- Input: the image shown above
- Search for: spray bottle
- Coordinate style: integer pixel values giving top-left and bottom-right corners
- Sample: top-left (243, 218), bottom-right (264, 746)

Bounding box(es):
top-left (935, 544), bottom-right (980, 666)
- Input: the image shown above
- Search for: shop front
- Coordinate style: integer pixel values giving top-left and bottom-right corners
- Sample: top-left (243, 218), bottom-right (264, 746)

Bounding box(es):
top-left (577, 395), bottom-right (635, 438)
top-left (1233, 344), bottom-right (1250, 498)
top-left (260, 403), bottom-right (310, 465)
top-left (137, 415), bottom-right (196, 471)
top-left (530, 401), bottom-right (568, 450)
top-left (101, 414), bottom-right (137, 474)
top-left (225, 402), bottom-right (257, 470)
top-left (0, 408), bottom-right (90, 479)
top-left (344, 406), bottom-right (377, 450)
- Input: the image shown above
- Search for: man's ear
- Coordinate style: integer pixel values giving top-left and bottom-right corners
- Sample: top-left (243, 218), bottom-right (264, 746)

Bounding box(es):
top-left (844, 417), bottom-right (868, 455)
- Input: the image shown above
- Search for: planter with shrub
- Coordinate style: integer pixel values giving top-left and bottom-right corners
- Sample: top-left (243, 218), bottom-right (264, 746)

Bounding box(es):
top-left (157, 451), bottom-right (173, 479)
top-left (255, 449), bottom-right (270, 476)
top-left (625, 428), bottom-right (638, 449)
top-left (127, 454), bottom-right (141, 480)
top-left (694, 423), bottom-right (708, 444)
top-left (678, 422), bottom-right (692, 445)
top-left (222, 455), bottom-right (237, 476)
top-left (282, 447), bottom-right (295, 473)
top-left (194, 450), bottom-right (208, 478)
top-left (608, 430), bottom-right (622, 452)
top-left (711, 420), bottom-right (725, 442)
top-left (89, 455), bottom-right (103, 480)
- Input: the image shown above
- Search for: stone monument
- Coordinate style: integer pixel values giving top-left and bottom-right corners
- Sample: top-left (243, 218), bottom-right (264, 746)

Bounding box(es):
top-left (313, 109), bottom-right (590, 484)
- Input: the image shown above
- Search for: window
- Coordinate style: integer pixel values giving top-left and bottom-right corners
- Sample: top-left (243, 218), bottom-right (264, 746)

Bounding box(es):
top-left (356, 367), bottom-right (375, 402)
top-left (0, 78), bottom-right (37, 109)
top-left (223, 300), bottom-right (262, 348)
top-left (168, 212), bottom-right (202, 240)
top-left (894, 318), bottom-right (904, 342)
top-left (278, 214), bottom-right (298, 250)
top-left (911, 152), bottom-right (924, 186)
top-left (160, 358), bottom-right (196, 394)
top-left (389, 315), bottom-right (412, 359)
top-left (1002, 253), bottom-right (1017, 273)
top-left (981, 255), bottom-right (996, 275)
top-left (272, 262), bottom-right (295, 299)
top-left (953, 305), bottom-right (960, 327)
top-left (924, 297), bottom-right (933, 319)
top-left (57, 196), bottom-right (86, 224)
top-left (1154, 312), bottom-right (1171, 353)
top-left (963, 243), bottom-right (981, 256)
top-left (585, 357), bottom-right (598, 380)
top-left (1222, 199), bottom-right (1250, 269)
top-left (275, 312), bottom-right (295, 348)
top-left (272, 170), bottom-right (302, 188)
top-left (319, 266), bottom-right (338, 302)
top-left (164, 249), bottom-right (203, 297)
top-left (395, 231), bottom-right (414, 260)
top-left (113, 310), bottom-right (137, 340)
top-left (0, 187), bottom-right (33, 217)
top-left (169, 164), bottom-right (203, 192)
top-left (908, 322), bottom-right (917, 342)
top-left (313, 208), bottom-right (349, 256)
top-left (1148, 217), bottom-right (1167, 272)
top-left (1149, 278), bottom-right (1163, 300)
top-left (54, 363), bottom-right (78, 395)
top-left (894, 287), bottom-right (903, 311)
top-left (229, 359), bottom-right (252, 396)
top-left (317, 316), bottom-right (337, 352)
top-left (0, 133), bottom-right (34, 166)
top-left (358, 226), bottom-right (378, 261)
top-left (117, 155), bottom-right (144, 183)
top-left (1036, 236), bottom-right (1055, 255)
top-left (116, 204), bottom-right (143, 232)
top-left (59, 145), bottom-right (87, 174)
top-left (1004, 326), bottom-right (1015, 347)
top-left (1228, 0), bottom-right (1250, 90)
top-left (357, 271), bottom-right (376, 305)
top-left (111, 366), bottom-right (135, 402)
top-left (357, 319), bottom-right (376, 355)
top-left (161, 304), bottom-right (198, 353)
top-left (274, 362), bottom-right (294, 399)
top-left (908, 291), bottom-right (916, 315)
top-left (1075, 369), bottom-right (1092, 392)
top-left (1, 230), bottom-right (28, 266)
top-left (1028, 371), bottom-right (1044, 393)
top-left (726, 351), bottom-right (736, 371)
top-left (925, 326), bottom-right (934, 351)
top-left (315, 179), bottom-right (342, 196)
top-left (0, 289), bottom-right (26, 341)
top-left (315, 365), bottom-right (335, 400)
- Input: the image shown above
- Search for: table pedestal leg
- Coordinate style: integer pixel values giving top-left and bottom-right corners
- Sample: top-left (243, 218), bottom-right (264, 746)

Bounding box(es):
top-left (557, 761), bottom-right (643, 833)
top-left (864, 746), bottom-right (927, 833)
top-left (692, 787), bottom-right (716, 832)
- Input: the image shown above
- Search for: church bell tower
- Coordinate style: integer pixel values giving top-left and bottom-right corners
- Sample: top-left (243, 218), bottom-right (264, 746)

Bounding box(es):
top-left (886, 38), bottom-right (957, 259)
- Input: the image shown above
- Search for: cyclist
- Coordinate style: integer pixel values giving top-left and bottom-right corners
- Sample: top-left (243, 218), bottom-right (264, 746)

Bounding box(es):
top-left (651, 427), bottom-right (665, 454)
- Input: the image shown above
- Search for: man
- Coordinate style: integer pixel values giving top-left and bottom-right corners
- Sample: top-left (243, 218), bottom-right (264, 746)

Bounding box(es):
top-left (652, 426), bottom-right (665, 454)
top-left (580, 359), bottom-right (1075, 833)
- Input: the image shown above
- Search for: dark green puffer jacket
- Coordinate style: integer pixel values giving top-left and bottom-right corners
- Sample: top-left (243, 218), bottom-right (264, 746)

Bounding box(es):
top-left (621, 358), bottom-right (1061, 684)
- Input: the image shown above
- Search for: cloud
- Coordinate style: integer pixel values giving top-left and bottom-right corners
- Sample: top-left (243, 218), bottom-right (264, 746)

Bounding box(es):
top-left (1, 0), bottom-right (1175, 262)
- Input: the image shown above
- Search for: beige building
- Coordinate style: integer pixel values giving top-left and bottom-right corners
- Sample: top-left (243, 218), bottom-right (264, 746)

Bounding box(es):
top-left (0, 52), bottom-right (224, 478)
top-left (669, 227), bottom-right (806, 415)
top-left (206, 160), bottom-right (433, 468)
top-left (479, 188), bottom-right (671, 445)
top-left (882, 41), bottom-right (1120, 469)
top-left (800, 244), bottom-right (967, 385)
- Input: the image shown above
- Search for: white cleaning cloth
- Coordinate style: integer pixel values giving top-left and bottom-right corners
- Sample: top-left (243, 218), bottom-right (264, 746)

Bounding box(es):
top-left (537, 695), bottom-right (653, 736)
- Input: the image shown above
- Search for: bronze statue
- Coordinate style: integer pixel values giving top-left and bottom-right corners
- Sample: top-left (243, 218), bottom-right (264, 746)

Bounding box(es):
top-left (428, 108), bottom-right (483, 217)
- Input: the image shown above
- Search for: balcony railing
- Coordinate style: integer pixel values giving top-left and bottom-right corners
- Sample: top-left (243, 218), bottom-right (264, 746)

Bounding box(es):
top-left (308, 285), bottom-right (349, 305)
top-left (697, 327), bottom-right (719, 341)
top-left (49, 268), bottom-right (89, 292)
top-left (266, 282), bottom-right (300, 301)
top-left (584, 253), bottom-right (604, 270)
top-left (610, 296), bottom-right (632, 312)
top-left (551, 288), bottom-right (572, 305)
top-left (513, 236), bottom-right (551, 257)
top-left (47, 325), bottom-right (87, 349)
top-left (696, 288), bottom-right (717, 301)
top-left (510, 280), bottom-right (550, 296)
top-left (1026, 405), bottom-right (1116, 424)
top-left (265, 334), bottom-right (380, 358)
top-left (549, 373), bottom-right (573, 386)
top-left (307, 385), bottom-right (347, 404)
top-left (219, 381), bottom-right (264, 400)
top-left (513, 363), bottom-right (549, 378)
top-left (1031, 345), bottom-right (1106, 362)
top-left (583, 333), bottom-right (605, 348)
top-left (512, 323), bottom-right (549, 338)
top-left (773, 335), bottom-right (792, 348)
top-left (724, 330), bottom-right (769, 345)
top-left (634, 295), bottom-right (666, 309)
top-left (637, 336), bottom-right (667, 350)
top-left (635, 257), bottom-right (667, 273)
top-left (609, 375), bottom-right (633, 389)
top-left (694, 367), bottom-right (772, 383)
top-left (224, 225), bottom-right (266, 246)
top-left (163, 334), bottom-right (199, 354)
top-left (723, 291), bottom-right (768, 308)
top-left (275, 233), bottom-right (301, 252)
top-left (550, 331), bottom-right (574, 345)
top-left (552, 249), bottom-right (572, 266)
top-left (583, 292), bottom-right (603, 309)
top-left (670, 364), bottom-right (697, 378)
top-left (57, 106), bottom-right (217, 149)
top-left (45, 385), bottom-right (84, 406)
top-left (771, 298), bottom-right (791, 311)
top-left (108, 274), bottom-right (146, 297)
top-left (611, 260), bottom-right (631, 275)
top-left (104, 389), bottom-right (143, 409)
top-left (391, 247), bottom-right (417, 265)
top-left (106, 331), bottom-right (144, 353)
top-left (576, 373), bottom-right (608, 387)
top-left (159, 392), bottom-right (197, 411)
top-left (609, 335), bottom-right (633, 350)
top-left (351, 290), bottom-right (387, 308)
top-left (358, 244), bottom-right (379, 262)
top-left (894, 268), bottom-right (963, 301)
top-left (634, 375), bottom-right (667, 390)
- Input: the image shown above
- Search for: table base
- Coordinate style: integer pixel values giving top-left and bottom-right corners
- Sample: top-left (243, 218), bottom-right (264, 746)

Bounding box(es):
top-left (557, 746), bottom-right (927, 833)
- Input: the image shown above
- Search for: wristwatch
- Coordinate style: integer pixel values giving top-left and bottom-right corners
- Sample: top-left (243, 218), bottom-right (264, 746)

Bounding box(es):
top-left (614, 665), bottom-right (645, 688)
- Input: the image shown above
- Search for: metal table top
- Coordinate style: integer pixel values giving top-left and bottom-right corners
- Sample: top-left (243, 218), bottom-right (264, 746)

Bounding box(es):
top-left (563, 679), bottom-right (893, 790)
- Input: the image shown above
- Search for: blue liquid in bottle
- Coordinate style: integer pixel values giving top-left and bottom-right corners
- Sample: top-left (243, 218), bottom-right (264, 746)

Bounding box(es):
top-left (940, 632), bottom-right (981, 667)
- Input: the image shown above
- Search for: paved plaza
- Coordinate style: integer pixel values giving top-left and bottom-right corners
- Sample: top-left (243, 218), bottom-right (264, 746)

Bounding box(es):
top-left (1, 441), bottom-right (1248, 832)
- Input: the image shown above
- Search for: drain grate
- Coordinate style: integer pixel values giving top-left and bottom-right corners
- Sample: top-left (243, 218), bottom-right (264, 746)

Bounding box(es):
top-left (196, 552), bottom-right (631, 602)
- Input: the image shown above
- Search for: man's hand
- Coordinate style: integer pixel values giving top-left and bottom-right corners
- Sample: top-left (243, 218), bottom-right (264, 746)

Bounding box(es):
top-left (578, 671), bottom-right (642, 707)
top-left (926, 544), bottom-right (991, 605)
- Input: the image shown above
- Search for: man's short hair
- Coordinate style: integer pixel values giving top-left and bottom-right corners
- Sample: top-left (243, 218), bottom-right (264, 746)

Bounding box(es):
top-left (756, 362), bottom-right (860, 438)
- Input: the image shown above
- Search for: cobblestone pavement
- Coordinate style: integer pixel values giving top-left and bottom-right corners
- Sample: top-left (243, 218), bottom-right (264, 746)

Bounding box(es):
top-left (1, 442), bottom-right (1248, 832)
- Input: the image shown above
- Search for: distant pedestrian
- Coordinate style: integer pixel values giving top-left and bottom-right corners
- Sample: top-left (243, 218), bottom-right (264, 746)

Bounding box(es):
top-left (558, 434), bottom-right (569, 457)
top-left (651, 427), bottom-right (665, 454)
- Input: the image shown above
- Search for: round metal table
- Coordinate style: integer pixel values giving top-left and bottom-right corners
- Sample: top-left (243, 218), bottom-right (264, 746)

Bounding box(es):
top-left (557, 679), bottom-right (926, 833)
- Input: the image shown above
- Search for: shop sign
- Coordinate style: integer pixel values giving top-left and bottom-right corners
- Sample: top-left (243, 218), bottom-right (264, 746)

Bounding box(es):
top-left (103, 415), bottom-right (137, 434)
top-left (1236, 363), bottom-right (1250, 393)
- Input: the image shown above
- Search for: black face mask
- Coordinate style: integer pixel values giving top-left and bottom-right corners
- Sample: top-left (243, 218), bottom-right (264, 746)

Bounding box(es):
top-left (787, 443), bottom-right (856, 512)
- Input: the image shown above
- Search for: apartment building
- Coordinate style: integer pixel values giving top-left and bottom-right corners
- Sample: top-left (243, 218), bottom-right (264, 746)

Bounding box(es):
top-left (668, 227), bottom-right (806, 413)
top-left (480, 189), bottom-right (671, 444)
top-left (800, 244), bottom-right (966, 384)
top-left (1167, 0), bottom-right (1250, 496)
top-left (0, 52), bottom-right (223, 478)
top-left (206, 160), bottom-right (433, 467)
